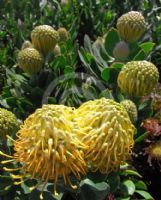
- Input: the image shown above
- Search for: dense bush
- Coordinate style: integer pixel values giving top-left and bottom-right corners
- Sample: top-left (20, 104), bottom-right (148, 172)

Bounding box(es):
top-left (0, 1), bottom-right (161, 200)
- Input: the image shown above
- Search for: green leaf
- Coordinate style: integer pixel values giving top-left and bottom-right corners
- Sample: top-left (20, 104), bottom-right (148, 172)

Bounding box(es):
top-left (111, 62), bottom-right (124, 69)
top-left (84, 34), bottom-right (93, 54)
top-left (120, 170), bottom-right (142, 178)
top-left (107, 172), bottom-right (120, 192)
top-left (79, 178), bottom-right (110, 200)
top-left (0, 175), bottom-right (13, 195)
top-left (140, 42), bottom-right (155, 54)
top-left (87, 171), bottom-right (108, 183)
top-left (133, 50), bottom-right (146, 60)
top-left (64, 66), bottom-right (73, 74)
top-left (135, 132), bottom-right (148, 143)
top-left (78, 48), bottom-right (92, 66)
top-left (135, 181), bottom-right (148, 190)
top-left (101, 68), bottom-right (110, 81)
top-left (105, 28), bottom-right (120, 57)
top-left (123, 180), bottom-right (136, 195)
top-left (135, 190), bottom-right (154, 199)
top-left (99, 89), bottom-right (114, 99)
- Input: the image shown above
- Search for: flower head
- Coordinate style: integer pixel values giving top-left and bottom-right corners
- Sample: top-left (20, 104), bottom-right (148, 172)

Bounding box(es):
top-left (0, 105), bottom-right (86, 199)
top-left (18, 47), bottom-right (44, 74)
top-left (117, 11), bottom-right (146, 43)
top-left (75, 98), bottom-right (135, 173)
top-left (31, 25), bottom-right (59, 55)
top-left (0, 108), bottom-right (19, 139)
top-left (117, 61), bottom-right (159, 97)
top-left (145, 140), bottom-right (161, 166)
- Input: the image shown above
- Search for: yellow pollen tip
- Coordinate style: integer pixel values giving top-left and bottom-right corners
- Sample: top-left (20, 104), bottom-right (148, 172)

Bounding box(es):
top-left (0, 151), bottom-right (14, 158)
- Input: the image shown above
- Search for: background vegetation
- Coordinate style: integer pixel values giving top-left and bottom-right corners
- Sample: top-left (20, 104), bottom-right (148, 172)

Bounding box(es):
top-left (0, 0), bottom-right (161, 200)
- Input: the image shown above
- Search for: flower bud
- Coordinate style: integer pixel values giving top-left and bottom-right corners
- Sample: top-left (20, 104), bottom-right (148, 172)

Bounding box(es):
top-left (113, 41), bottom-right (129, 61)
top-left (0, 108), bottom-right (19, 139)
top-left (117, 11), bottom-right (146, 43)
top-left (21, 40), bottom-right (33, 50)
top-left (121, 99), bottom-right (137, 123)
top-left (117, 61), bottom-right (159, 96)
top-left (58, 27), bottom-right (69, 42)
top-left (18, 48), bottom-right (44, 75)
top-left (31, 25), bottom-right (59, 55)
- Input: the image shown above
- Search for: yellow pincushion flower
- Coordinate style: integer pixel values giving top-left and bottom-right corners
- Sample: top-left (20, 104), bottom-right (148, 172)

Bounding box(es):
top-left (18, 47), bottom-right (44, 74)
top-left (120, 100), bottom-right (138, 123)
top-left (117, 61), bottom-right (159, 97)
top-left (0, 105), bottom-right (86, 199)
top-left (31, 25), bottom-right (59, 55)
top-left (145, 140), bottom-right (161, 166)
top-left (75, 98), bottom-right (135, 174)
top-left (116, 11), bottom-right (146, 43)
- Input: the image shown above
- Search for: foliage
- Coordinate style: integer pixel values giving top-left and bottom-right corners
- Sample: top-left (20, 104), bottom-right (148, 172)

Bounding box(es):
top-left (0, 0), bottom-right (161, 200)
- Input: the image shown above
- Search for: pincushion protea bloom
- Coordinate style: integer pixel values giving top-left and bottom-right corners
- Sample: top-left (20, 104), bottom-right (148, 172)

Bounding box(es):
top-left (116, 11), bottom-right (146, 43)
top-left (0, 108), bottom-right (19, 139)
top-left (0, 105), bottom-right (86, 199)
top-left (75, 98), bottom-right (135, 174)
top-left (145, 140), bottom-right (161, 166)
top-left (31, 25), bottom-right (59, 55)
top-left (18, 47), bottom-right (44, 74)
top-left (117, 61), bottom-right (159, 97)
top-left (120, 99), bottom-right (138, 123)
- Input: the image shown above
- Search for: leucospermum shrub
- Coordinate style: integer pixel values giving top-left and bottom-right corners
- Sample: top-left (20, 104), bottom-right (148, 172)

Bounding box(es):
top-left (0, 98), bottom-right (135, 198)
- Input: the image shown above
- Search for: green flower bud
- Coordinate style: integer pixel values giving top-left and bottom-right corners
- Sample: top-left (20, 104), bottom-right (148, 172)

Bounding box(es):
top-left (21, 40), bottom-right (33, 50)
top-left (0, 108), bottom-right (19, 139)
top-left (117, 11), bottom-right (146, 43)
top-left (117, 61), bottom-right (159, 97)
top-left (31, 25), bottom-right (59, 55)
top-left (18, 48), bottom-right (44, 75)
top-left (121, 100), bottom-right (138, 123)
top-left (53, 44), bottom-right (61, 56)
